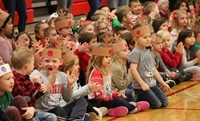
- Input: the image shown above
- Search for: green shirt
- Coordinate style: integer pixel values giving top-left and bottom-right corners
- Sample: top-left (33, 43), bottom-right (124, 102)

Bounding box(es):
top-left (194, 43), bottom-right (200, 52)
top-left (0, 92), bottom-right (13, 110)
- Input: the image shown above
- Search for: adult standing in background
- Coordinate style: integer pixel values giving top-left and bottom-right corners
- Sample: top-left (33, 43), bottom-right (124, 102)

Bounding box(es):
top-left (86, 0), bottom-right (102, 20)
top-left (2, 0), bottom-right (27, 33)
top-left (57, 0), bottom-right (74, 9)
top-left (107, 0), bottom-right (129, 9)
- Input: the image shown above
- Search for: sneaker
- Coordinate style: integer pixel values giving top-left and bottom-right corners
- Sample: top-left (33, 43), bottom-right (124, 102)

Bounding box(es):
top-left (93, 107), bottom-right (108, 119)
top-left (136, 101), bottom-right (150, 112)
top-left (88, 112), bottom-right (96, 121)
top-left (108, 106), bottom-right (128, 117)
top-left (165, 80), bottom-right (176, 88)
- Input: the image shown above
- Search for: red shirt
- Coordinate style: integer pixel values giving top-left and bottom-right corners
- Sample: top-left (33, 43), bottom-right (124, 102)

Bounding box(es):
top-left (159, 49), bottom-right (182, 68)
top-left (74, 49), bottom-right (91, 74)
top-left (12, 71), bottom-right (43, 107)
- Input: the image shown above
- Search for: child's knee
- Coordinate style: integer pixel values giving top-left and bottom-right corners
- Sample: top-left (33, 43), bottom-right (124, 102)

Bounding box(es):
top-left (150, 101), bottom-right (162, 109)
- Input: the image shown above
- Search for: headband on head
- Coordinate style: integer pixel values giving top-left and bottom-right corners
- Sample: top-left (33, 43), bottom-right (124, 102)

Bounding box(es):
top-left (42, 48), bottom-right (62, 59)
top-left (0, 64), bottom-right (12, 77)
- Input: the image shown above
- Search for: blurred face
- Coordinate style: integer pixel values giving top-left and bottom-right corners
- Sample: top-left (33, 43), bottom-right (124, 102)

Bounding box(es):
top-left (101, 6), bottom-right (110, 14)
top-left (25, 56), bottom-right (35, 75)
top-left (102, 56), bottom-right (111, 67)
top-left (98, 23), bottom-right (108, 33)
top-left (69, 58), bottom-right (80, 74)
top-left (185, 33), bottom-right (195, 47)
top-left (81, 25), bottom-right (95, 34)
top-left (179, 2), bottom-right (188, 11)
top-left (124, 11), bottom-right (133, 24)
top-left (16, 34), bottom-right (31, 48)
top-left (178, 14), bottom-right (188, 27)
top-left (59, 26), bottom-right (72, 38)
top-left (153, 5), bottom-right (160, 16)
top-left (196, 33), bottom-right (200, 45)
top-left (136, 33), bottom-right (151, 49)
top-left (41, 57), bottom-right (63, 74)
top-left (89, 38), bottom-right (97, 47)
top-left (98, 15), bottom-right (108, 24)
top-left (162, 34), bottom-right (171, 49)
top-left (39, 23), bottom-right (49, 40)
top-left (2, 18), bottom-right (13, 36)
top-left (152, 38), bottom-right (163, 52)
top-left (0, 72), bottom-right (14, 95)
top-left (130, 2), bottom-right (142, 15)
top-left (159, 1), bottom-right (169, 13)
top-left (118, 47), bottom-right (130, 61)
top-left (48, 29), bottom-right (59, 44)
top-left (159, 21), bottom-right (168, 30)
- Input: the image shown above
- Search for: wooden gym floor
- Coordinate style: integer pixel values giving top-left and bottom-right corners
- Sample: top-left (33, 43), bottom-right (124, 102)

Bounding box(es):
top-left (100, 80), bottom-right (200, 121)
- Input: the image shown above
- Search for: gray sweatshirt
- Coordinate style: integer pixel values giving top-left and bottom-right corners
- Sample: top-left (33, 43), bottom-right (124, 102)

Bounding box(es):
top-left (33, 70), bottom-right (73, 111)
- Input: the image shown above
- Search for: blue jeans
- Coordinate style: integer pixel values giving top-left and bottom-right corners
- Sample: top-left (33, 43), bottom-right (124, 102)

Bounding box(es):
top-left (134, 85), bottom-right (168, 109)
top-left (86, 0), bottom-right (102, 20)
top-left (107, 0), bottom-right (129, 9)
top-left (34, 110), bottom-right (57, 121)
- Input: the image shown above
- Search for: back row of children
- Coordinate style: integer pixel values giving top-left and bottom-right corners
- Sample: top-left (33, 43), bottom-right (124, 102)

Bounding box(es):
top-left (1, 0), bottom-right (200, 120)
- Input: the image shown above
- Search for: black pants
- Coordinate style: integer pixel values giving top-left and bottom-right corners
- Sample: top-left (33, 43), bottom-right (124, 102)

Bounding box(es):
top-left (2, 0), bottom-right (27, 32)
top-left (48, 97), bottom-right (87, 120)
top-left (86, 0), bottom-right (102, 20)
top-left (100, 97), bottom-right (136, 112)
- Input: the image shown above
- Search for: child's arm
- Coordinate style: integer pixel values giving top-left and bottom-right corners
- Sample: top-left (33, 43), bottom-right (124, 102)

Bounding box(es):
top-left (154, 68), bottom-right (170, 91)
top-left (130, 63), bottom-right (150, 91)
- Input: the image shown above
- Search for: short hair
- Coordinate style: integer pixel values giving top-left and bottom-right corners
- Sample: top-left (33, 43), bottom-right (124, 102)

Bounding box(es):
top-left (78, 32), bottom-right (96, 44)
top-left (44, 26), bottom-right (56, 37)
top-left (11, 47), bottom-right (34, 69)
top-left (91, 10), bottom-right (107, 21)
top-left (129, 0), bottom-right (140, 6)
top-left (143, 1), bottom-right (156, 15)
top-left (115, 6), bottom-right (131, 23)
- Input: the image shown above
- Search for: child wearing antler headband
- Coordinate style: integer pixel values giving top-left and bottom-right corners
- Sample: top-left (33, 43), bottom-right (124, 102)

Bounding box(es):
top-left (0, 9), bottom-right (13, 66)
top-left (55, 9), bottom-right (75, 40)
top-left (61, 49), bottom-right (107, 120)
top-left (129, 22), bottom-right (170, 109)
top-left (86, 43), bottom-right (149, 117)
top-left (33, 46), bottom-right (89, 121)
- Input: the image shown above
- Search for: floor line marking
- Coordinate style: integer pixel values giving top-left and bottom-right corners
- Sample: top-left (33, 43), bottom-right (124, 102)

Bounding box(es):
top-left (107, 82), bottom-right (200, 121)
top-left (163, 108), bottom-right (200, 110)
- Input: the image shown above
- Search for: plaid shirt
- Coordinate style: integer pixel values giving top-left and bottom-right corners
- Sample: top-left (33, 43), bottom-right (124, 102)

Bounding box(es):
top-left (12, 71), bottom-right (43, 107)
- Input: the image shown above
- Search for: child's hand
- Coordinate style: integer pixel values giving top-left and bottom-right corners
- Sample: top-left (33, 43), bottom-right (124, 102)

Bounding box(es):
top-left (21, 107), bottom-right (35, 119)
top-left (39, 84), bottom-right (47, 93)
top-left (87, 83), bottom-right (103, 92)
top-left (174, 42), bottom-right (184, 54)
top-left (32, 75), bottom-right (42, 83)
top-left (77, 42), bottom-right (90, 52)
top-left (141, 83), bottom-right (150, 91)
top-left (162, 83), bottom-right (171, 91)
top-left (67, 68), bottom-right (79, 88)
top-left (169, 72), bottom-right (177, 79)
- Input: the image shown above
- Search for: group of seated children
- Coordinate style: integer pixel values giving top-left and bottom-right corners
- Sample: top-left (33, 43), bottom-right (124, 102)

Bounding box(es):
top-left (1, 0), bottom-right (200, 120)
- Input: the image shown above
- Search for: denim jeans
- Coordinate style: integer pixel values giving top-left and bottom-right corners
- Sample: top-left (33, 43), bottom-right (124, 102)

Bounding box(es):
top-left (2, 0), bottom-right (27, 32)
top-left (33, 110), bottom-right (57, 121)
top-left (107, 0), bottom-right (129, 9)
top-left (86, 0), bottom-right (102, 20)
top-left (57, 0), bottom-right (73, 9)
top-left (134, 85), bottom-right (168, 109)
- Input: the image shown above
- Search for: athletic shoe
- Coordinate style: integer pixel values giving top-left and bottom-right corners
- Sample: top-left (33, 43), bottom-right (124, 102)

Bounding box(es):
top-left (108, 106), bottom-right (128, 117)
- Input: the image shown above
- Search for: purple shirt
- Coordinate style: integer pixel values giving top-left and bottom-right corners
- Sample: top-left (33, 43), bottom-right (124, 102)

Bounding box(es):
top-left (0, 37), bottom-right (13, 65)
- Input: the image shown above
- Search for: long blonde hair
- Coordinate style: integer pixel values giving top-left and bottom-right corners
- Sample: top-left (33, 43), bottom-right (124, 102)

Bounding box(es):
top-left (172, 10), bottom-right (188, 30)
top-left (86, 43), bottom-right (110, 83)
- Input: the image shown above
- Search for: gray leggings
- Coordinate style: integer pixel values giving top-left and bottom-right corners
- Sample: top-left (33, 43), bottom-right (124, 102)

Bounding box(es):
top-left (57, 0), bottom-right (73, 9)
top-left (184, 66), bottom-right (200, 74)
top-left (107, 0), bottom-right (129, 9)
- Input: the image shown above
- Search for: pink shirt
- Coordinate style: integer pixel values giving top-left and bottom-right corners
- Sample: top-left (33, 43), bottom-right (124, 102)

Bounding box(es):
top-left (0, 36), bottom-right (13, 65)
